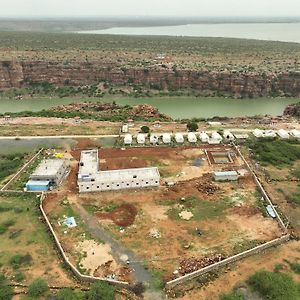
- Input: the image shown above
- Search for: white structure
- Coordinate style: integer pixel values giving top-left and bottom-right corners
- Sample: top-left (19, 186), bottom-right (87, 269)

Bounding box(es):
top-left (175, 133), bottom-right (184, 143)
top-left (137, 134), bottom-right (146, 144)
top-left (121, 124), bottom-right (129, 133)
top-left (187, 132), bottom-right (197, 143)
top-left (123, 134), bottom-right (133, 145)
top-left (209, 131), bottom-right (223, 144)
top-left (264, 130), bottom-right (277, 138)
top-left (30, 159), bottom-right (68, 185)
top-left (213, 171), bottom-right (238, 181)
top-left (78, 150), bottom-right (160, 193)
top-left (150, 134), bottom-right (159, 145)
top-left (162, 133), bottom-right (172, 144)
top-left (234, 133), bottom-right (249, 140)
top-left (277, 129), bottom-right (289, 139)
top-left (253, 129), bottom-right (264, 138)
top-left (223, 130), bottom-right (235, 141)
top-left (291, 129), bottom-right (300, 139)
top-left (199, 131), bottom-right (209, 143)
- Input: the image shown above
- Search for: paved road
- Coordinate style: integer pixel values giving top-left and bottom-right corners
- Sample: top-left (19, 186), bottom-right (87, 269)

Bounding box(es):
top-left (69, 200), bottom-right (166, 300)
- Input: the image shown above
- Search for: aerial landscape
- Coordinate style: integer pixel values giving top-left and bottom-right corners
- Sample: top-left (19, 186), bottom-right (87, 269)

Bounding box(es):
top-left (0, 0), bottom-right (300, 299)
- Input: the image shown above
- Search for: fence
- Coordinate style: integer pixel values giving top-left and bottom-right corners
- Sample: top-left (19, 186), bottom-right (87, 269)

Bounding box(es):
top-left (166, 234), bottom-right (290, 288)
top-left (39, 193), bottom-right (129, 288)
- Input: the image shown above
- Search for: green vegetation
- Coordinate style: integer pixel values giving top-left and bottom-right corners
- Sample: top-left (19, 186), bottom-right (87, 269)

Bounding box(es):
top-left (248, 139), bottom-right (300, 166)
top-left (9, 254), bottom-right (32, 269)
top-left (187, 121), bottom-right (199, 132)
top-left (141, 125), bottom-right (150, 133)
top-left (86, 281), bottom-right (115, 300)
top-left (0, 219), bottom-right (15, 235)
top-left (292, 166), bottom-right (300, 179)
top-left (166, 196), bottom-right (230, 221)
top-left (0, 153), bottom-right (26, 183)
top-left (0, 274), bottom-right (13, 300)
top-left (248, 270), bottom-right (300, 300)
top-left (28, 277), bottom-right (49, 298)
top-left (220, 293), bottom-right (243, 300)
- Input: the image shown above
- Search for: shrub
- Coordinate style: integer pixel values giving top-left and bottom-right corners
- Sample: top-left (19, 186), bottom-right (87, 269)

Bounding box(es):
top-left (140, 125), bottom-right (150, 133)
top-left (28, 278), bottom-right (48, 298)
top-left (248, 270), bottom-right (300, 300)
top-left (220, 292), bottom-right (244, 300)
top-left (0, 286), bottom-right (13, 300)
top-left (187, 121), bottom-right (198, 132)
top-left (57, 288), bottom-right (78, 300)
top-left (87, 281), bottom-right (115, 300)
top-left (9, 254), bottom-right (32, 269)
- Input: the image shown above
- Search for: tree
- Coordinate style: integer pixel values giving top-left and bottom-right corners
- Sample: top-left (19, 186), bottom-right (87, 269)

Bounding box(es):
top-left (28, 278), bottom-right (49, 298)
top-left (57, 288), bottom-right (79, 300)
top-left (187, 122), bottom-right (198, 132)
top-left (0, 286), bottom-right (13, 300)
top-left (87, 281), bottom-right (115, 300)
top-left (140, 126), bottom-right (150, 134)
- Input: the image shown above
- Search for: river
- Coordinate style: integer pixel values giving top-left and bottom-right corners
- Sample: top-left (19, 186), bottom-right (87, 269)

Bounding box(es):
top-left (78, 23), bottom-right (300, 44)
top-left (0, 97), bottom-right (299, 119)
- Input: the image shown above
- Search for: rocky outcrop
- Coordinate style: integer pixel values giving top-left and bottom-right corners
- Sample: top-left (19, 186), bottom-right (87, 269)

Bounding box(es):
top-left (0, 60), bottom-right (300, 98)
top-left (284, 102), bottom-right (300, 118)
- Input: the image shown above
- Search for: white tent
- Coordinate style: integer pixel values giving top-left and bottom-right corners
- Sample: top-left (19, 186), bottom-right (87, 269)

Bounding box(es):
top-left (277, 129), bottom-right (289, 139)
top-left (124, 134), bottom-right (133, 145)
top-left (223, 130), bottom-right (235, 141)
top-left (150, 134), bottom-right (159, 145)
top-left (175, 133), bottom-right (184, 143)
top-left (291, 129), bottom-right (300, 139)
top-left (137, 134), bottom-right (146, 144)
top-left (264, 130), bottom-right (277, 138)
top-left (253, 129), bottom-right (264, 138)
top-left (211, 132), bottom-right (223, 142)
top-left (199, 131), bottom-right (209, 143)
top-left (188, 132), bottom-right (197, 143)
top-left (162, 133), bottom-right (172, 144)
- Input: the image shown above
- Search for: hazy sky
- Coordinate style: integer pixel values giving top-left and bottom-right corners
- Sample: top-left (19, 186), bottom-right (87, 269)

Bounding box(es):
top-left (1, 0), bottom-right (300, 18)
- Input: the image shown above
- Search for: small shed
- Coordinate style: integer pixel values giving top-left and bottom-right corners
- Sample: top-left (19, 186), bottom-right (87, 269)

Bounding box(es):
top-left (291, 129), bottom-right (300, 139)
top-left (137, 134), bottom-right (145, 144)
top-left (199, 131), bottom-right (209, 143)
top-left (277, 129), bottom-right (289, 139)
top-left (253, 129), bottom-right (264, 138)
top-left (175, 133), bottom-right (184, 143)
top-left (150, 134), bottom-right (159, 145)
top-left (213, 171), bottom-right (238, 182)
top-left (26, 180), bottom-right (50, 191)
top-left (223, 130), bottom-right (235, 141)
top-left (188, 132), bottom-right (197, 143)
top-left (162, 133), bottom-right (172, 144)
top-left (121, 124), bottom-right (129, 133)
top-left (124, 134), bottom-right (133, 145)
top-left (211, 132), bottom-right (223, 142)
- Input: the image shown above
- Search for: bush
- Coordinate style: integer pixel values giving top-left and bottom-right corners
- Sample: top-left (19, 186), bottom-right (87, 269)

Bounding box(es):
top-left (187, 121), bottom-right (198, 132)
top-left (28, 278), bottom-right (49, 298)
top-left (87, 281), bottom-right (115, 300)
top-left (0, 286), bottom-right (13, 300)
top-left (9, 254), bottom-right (32, 269)
top-left (220, 292), bottom-right (244, 300)
top-left (140, 125), bottom-right (150, 133)
top-left (248, 270), bottom-right (300, 300)
top-left (57, 288), bottom-right (78, 300)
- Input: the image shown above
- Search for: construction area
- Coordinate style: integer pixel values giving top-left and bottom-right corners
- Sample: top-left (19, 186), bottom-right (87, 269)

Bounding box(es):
top-left (41, 142), bottom-right (284, 287)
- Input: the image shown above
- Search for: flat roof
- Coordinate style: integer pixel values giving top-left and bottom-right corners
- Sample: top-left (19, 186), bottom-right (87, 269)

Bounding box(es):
top-left (94, 167), bottom-right (159, 183)
top-left (31, 159), bottom-right (65, 177)
top-left (26, 180), bottom-right (50, 186)
top-left (79, 150), bottom-right (99, 175)
top-left (214, 171), bottom-right (238, 176)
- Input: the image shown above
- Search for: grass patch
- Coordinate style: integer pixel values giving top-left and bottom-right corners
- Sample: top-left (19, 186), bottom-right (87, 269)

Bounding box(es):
top-left (0, 153), bottom-right (27, 183)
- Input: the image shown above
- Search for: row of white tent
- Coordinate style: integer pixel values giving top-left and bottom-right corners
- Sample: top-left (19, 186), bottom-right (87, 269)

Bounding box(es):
top-left (123, 131), bottom-right (232, 145)
top-left (253, 128), bottom-right (300, 139)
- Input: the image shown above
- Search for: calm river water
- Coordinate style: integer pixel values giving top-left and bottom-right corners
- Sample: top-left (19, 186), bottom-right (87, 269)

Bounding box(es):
top-left (0, 97), bottom-right (299, 119)
top-left (79, 23), bottom-right (300, 43)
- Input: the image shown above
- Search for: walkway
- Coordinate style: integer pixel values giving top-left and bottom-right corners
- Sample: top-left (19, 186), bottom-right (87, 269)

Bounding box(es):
top-left (69, 198), bottom-right (166, 300)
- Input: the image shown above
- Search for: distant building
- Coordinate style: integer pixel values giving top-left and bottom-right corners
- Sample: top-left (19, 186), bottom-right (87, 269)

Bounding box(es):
top-left (121, 124), bottom-right (129, 133)
top-left (187, 132), bottom-right (197, 143)
top-left (277, 129), bottom-right (289, 139)
top-left (213, 171), bottom-right (238, 181)
top-left (175, 133), bottom-right (184, 143)
top-left (78, 149), bottom-right (160, 193)
top-left (124, 134), bottom-right (133, 145)
top-left (162, 133), bottom-right (172, 144)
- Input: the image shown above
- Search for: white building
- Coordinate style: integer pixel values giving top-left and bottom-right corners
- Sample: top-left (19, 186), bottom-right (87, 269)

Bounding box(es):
top-left (223, 130), bottom-right (235, 141)
top-left (175, 133), bottom-right (184, 143)
top-left (253, 129), bottom-right (264, 138)
top-left (264, 130), bottom-right (277, 138)
top-left (199, 131), bottom-right (209, 143)
top-left (137, 134), bottom-right (146, 144)
top-left (162, 133), bottom-right (172, 144)
top-left (187, 132), bottom-right (197, 143)
top-left (30, 159), bottom-right (68, 185)
top-left (277, 129), bottom-right (289, 139)
top-left (291, 129), bottom-right (300, 139)
top-left (121, 124), bottom-right (129, 133)
top-left (78, 150), bottom-right (160, 193)
top-left (150, 134), bottom-right (159, 145)
top-left (213, 171), bottom-right (238, 181)
top-left (124, 134), bottom-right (133, 145)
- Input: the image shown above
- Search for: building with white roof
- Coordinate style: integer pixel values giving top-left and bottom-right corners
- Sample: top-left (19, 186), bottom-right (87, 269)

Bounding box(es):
top-left (188, 132), bottom-right (197, 143)
top-left (223, 130), bottom-right (235, 141)
top-left (277, 129), bottom-right (289, 139)
top-left (291, 129), bottom-right (300, 139)
top-left (199, 131), bottom-right (209, 143)
top-left (150, 134), bottom-right (159, 145)
top-left (137, 134), bottom-right (146, 144)
top-left (124, 134), bottom-right (133, 145)
top-left (78, 149), bottom-right (160, 192)
top-left (175, 133), bottom-right (184, 143)
top-left (162, 133), bottom-right (172, 144)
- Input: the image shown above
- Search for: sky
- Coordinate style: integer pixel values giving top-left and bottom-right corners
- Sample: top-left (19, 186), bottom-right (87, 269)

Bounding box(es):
top-left (0, 0), bottom-right (300, 18)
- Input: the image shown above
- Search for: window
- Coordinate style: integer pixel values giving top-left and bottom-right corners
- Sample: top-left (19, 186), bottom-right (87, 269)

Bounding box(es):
top-left (127, 183), bottom-right (129, 186)
top-left (155, 181), bottom-right (158, 184)
top-left (117, 184), bottom-right (120, 187)
top-left (107, 185), bottom-right (110, 188)
top-left (146, 182), bottom-right (149, 185)
top-left (136, 182), bottom-right (139, 185)
top-left (133, 175), bottom-right (137, 179)
top-left (97, 186), bottom-right (100, 189)
top-left (86, 187), bottom-right (89, 190)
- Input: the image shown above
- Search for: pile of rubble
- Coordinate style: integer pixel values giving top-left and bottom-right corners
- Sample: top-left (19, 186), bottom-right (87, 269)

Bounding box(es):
top-left (176, 254), bottom-right (224, 276)
top-left (195, 180), bottom-right (220, 195)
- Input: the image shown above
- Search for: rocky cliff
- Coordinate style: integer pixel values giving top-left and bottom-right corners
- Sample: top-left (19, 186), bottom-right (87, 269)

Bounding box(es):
top-left (0, 60), bottom-right (300, 98)
top-left (284, 103), bottom-right (300, 119)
